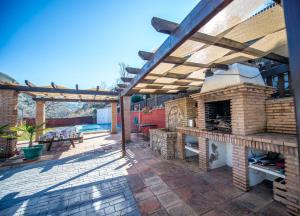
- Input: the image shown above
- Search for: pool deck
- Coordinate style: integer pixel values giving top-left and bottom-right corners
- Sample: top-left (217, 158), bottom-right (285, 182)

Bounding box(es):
top-left (0, 133), bottom-right (289, 216)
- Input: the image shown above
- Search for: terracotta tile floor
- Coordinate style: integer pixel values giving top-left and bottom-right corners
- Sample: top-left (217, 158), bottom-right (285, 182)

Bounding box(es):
top-left (0, 133), bottom-right (290, 215)
top-left (126, 134), bottom-right (289, 216)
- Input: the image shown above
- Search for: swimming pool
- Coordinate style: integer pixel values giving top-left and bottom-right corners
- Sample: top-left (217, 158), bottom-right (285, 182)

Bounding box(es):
top-left (76, 123), bottom-right (112, 133)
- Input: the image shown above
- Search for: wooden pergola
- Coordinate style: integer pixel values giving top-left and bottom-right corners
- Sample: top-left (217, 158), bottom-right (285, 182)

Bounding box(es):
top-left (0, 80), bottom-right (119, 102)
top-left (117, 0), bottom-right (300, 203)
top-left (0, 80), bottom-right (119, 138)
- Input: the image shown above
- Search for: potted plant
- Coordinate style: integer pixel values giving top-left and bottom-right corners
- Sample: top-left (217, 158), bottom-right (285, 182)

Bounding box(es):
top-left (11, 123), bottom-right (45, 160)
top-left (0, 124), bottom-right (17, 160)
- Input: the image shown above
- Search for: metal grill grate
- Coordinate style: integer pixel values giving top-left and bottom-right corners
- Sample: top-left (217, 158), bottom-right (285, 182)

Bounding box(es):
top-left (205, 100), bottom-right (231, 133)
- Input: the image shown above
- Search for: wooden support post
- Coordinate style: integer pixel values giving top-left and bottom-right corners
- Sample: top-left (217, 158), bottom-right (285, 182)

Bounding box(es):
top-left (123, 96), bottom-right (131, 142)
top-left (120, 96), bottom-right (126, 157)
top-left (111, 102), bottom-right (117, 134)
top-left (283, 1), bottom-right (300, 214)
top-left (35, 100), bottom-right (46, 141)
top-left (278, 73), bottom-right (285, 97)
top-left (266, 76), bottom-right (273, 87)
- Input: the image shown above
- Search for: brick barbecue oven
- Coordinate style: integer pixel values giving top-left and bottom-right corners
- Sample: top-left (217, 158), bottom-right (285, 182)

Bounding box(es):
top-left (176, 63), bottom-right (300, 215)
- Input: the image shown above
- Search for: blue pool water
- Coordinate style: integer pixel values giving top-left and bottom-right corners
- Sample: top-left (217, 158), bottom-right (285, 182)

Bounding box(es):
top-left (76, 123), bottom-right (112, 133)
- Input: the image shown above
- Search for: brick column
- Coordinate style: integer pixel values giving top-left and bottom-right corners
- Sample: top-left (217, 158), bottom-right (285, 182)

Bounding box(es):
top-left (111, 102), bottom-right (117, 134)
top-left (198, 137), bottom-right (209, 171)
top-left (285, 155), bottom-right (300, 215)
top-left (0, 90), bottom-right (18, 158)
top-left (232, 144), bottom-right (249, 191)
top-left (196, 98), bottom-right (205, 130)
top-left (176, 132), bottom-right (185, 160)
top-left (35, 101), bottom-right (46, 141)
top-left (122, 96), bottom-right (131, 143)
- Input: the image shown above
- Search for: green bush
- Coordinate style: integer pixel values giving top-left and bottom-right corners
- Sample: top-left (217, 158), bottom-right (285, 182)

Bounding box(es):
top-left (131, 94), bottom-right (143, 103)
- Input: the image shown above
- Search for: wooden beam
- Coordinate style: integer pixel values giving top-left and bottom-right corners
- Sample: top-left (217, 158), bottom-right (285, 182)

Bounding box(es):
top-left (151, 17), bottom-right (288, 64)
top-left (151, 17), bottom-right (178, 34)
top-left (273, 0), bottom-right (281, 4)
top-left (127, 65), bottom-right (205, 81)
top-left (142, 85), bottom-right (189, 91)
top-left (121, 77), bottom-right (133, 83)
top-left (125, 67), bottom-right (141, 74)
top-left (25, 80), bottom-right (36, 87)
top-left (0, 84), bottom-right (119, 96)
top-left (144, 72), bottom-right (204, 81)
top-left (140, 79), bottom-right (202, 87)
top-left (283, 0), bottom-right (300, 181)
top-left (32, 98), bottom-right (118, 103)
top-left (191, 32), bottom-right (288, 64)
top-left (121, 0), bottom-right (233, 96)
top-left (117, 83), bottom-right (127, 88)
top-left (138, 50), bottom-right (228, 70)
top-left (148, 89), bottom-right (188, 94)
top-left (261, 64), bottom-right (289, 78)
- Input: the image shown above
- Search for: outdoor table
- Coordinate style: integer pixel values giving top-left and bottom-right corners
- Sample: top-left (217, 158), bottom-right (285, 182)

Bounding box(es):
top-left (38, 136), bottom-right (83, 151)
top-left (139, 123), bottom-right (157, 137)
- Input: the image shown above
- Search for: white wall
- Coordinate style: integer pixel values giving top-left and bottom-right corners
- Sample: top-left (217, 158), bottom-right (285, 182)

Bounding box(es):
top-left (208, 140), bottom-right (232, 169)
top-left (97, 107), bottom-right (112, 124)
top-left (226, 143), bottom-right (232, 167)
top-left (248, 148), bottom-right (278, 186)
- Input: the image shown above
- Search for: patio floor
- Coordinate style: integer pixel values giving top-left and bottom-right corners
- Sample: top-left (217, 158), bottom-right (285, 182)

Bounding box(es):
top-left (0, 133), bottom-right (289, 216)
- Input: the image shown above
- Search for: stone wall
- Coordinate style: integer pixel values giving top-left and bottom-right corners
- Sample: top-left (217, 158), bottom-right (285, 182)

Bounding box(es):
top-left (266, 97), bottom-right (296, 134)
top-left (149, 129), bottom-right (177, 159)
top-left (0, 90), bottom-right (18, 158)
top-left (164, 97), bottom-right (197, 131)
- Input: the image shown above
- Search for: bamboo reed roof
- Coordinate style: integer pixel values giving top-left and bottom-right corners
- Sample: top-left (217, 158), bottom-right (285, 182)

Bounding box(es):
top-left (122, 0), bottom-right (288, 95)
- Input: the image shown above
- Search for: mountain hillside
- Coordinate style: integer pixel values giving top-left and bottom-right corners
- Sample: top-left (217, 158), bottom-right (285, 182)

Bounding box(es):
top-left (18, 93), bottom-right (107, 119)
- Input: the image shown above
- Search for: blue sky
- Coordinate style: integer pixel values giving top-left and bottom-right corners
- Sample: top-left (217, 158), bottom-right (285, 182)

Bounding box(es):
top-left (0, 0), bottom-right (199, 89)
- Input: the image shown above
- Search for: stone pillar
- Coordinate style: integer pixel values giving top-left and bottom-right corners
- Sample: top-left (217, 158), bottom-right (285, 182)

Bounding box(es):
top-left (285, 155), bottom-right (300, 215)
top-left (121, 96), bottom-right (131, 143)
top-left (35, 101), bottom-right (46, 141)
top-left (232, 143), bottom-right (249, 191)
top-left (0, 90), bottom-right (18, 158)
top-left (176, 132), bottom-right (185, 160)
top-left (111, 102), bottom-right (117, 134)
top-left (198, 137), bottom-right (209, 171)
